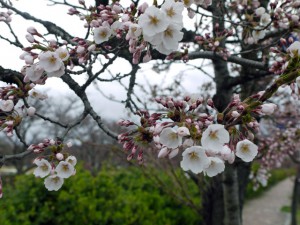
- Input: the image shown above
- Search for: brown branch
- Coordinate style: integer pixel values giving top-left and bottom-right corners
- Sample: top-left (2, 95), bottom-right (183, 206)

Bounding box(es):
top-left (61, 74), bottom-right (118, 140)
top-left (0, 66), bottom-right (24, 85)
top-left (0, 149), bottom-right (32, 168)
top-left (0, 0), bottom-right (74, 43)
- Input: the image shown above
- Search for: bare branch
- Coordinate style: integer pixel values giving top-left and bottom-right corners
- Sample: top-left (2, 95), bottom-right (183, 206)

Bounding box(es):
top-left (0, 0), bottom-right (74, 43)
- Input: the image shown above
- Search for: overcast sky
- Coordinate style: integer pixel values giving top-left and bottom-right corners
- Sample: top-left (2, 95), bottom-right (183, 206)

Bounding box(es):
top-left (0, 0), bottom-right (213, 120)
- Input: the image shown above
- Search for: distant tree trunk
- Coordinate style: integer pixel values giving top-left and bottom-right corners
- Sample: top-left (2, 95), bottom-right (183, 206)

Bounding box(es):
top-left (291, 164), bottom-right (300, 225)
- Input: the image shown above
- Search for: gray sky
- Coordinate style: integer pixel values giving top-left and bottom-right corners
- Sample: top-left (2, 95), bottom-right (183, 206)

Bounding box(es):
top-left (0, 0), bottom-right (213, 120)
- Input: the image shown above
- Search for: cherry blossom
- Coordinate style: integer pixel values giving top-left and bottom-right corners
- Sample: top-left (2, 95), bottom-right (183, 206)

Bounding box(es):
top-left (138, 6), bottom-right (168, 36)
top-left (255, 7), bottom-right (265, 16)
top-left (161, 0), bottom-right (184, 26)
top-left (204, 157), bottom-right (225, 177)
top-left (0, 100), bottom-right (14, 112)
top-left (55, 161), bottom-right (75, 178)
top-left (46, 63), bottom-right (65, 78)
top-left (66, 156), bottom-right (77, 166)
top-left (33, 159), bottom-right (52, 178)
top-left (168, 148), bottom-right (179, 159)
top-left (44, 175), bottom-right (64, 191)
top-left (55, 47), bottom-right (69, 61)
top-left (201, 124), bottom-right (230, 152)
top-left (25, 64), bottom-right (44, 82)
top-left (252, 29), bottom-right (266, 42)
top-left (260, 13), bottom-right (271, 26)
top-left (159, 127), bottom-right (182, 149)
top-left (287, 41), bottom-right (300, 57)
top-left (235, 139), bottom-right (258, 162)
top-left (94, 25), bottom-right (112, 44)
top-left (156, 24), bottom-right (183, 54)
top-left (38, 51), bottom-right (63, 73)
top-left (180, 146), bottom-right (210, 174)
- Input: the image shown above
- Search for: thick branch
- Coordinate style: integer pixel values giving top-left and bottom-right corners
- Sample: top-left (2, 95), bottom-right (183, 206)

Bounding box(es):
top-left (0, 66), bottom-right (24, 85)
top-left (186, 52), bottom-right (268, 71)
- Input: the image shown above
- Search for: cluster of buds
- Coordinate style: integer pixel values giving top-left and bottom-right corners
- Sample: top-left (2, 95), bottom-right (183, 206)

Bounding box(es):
top-left (194, 28), bottom-right (232, 60)
top-left (31, 139), bottom-right (76, 191)
top-left (270, 40), bottom-right (300, 95)
top-left (0, 9), bottom-right (12, 23)
top-left (0, 84), bottom-right (31, 102)
top-left (117, 94), bottom-right (278, 177)
top-left (0, 84), bottom-right (40, 137)
top-left (0, 85), bottom-right (35, 137)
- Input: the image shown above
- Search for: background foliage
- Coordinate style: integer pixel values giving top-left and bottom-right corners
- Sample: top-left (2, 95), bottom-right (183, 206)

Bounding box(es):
top-left (0, 164), bottom-right (201, 225)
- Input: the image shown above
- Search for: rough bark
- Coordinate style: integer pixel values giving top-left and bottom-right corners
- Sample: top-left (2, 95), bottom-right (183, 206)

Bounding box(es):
top-left (223, 164), bottom-right (241, 225)
top-left (201, 1), bottom-right (241, 225)
top-left (291, 164), bottom-right (300, 225)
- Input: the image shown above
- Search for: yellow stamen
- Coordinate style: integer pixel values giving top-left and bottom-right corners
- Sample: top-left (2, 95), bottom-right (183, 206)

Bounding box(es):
top-left (209, 130), bottom-right (218, 140)
top-left (164, 28), bottom-right (173, 38)
top-left (241, 144), bottom-right (249, 153)
top-left (166, 7), bottom-right (175, 17)
top-left (189, 152), bottom-right (199, 160)
top-left (59, 52), bottom-right (67, 59)
top-left (49, 56), bottom-right (57, 64)
top-left (149, 16), bottom-right (159, 25)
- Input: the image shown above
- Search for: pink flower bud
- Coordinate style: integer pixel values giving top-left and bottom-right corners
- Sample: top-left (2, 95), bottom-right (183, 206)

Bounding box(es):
top-left (88, 44), bottom-right (96, 52)
top-left (66, 141), bottom-right (73, 148)
top-left (158, 147), bottom-right (169, 158)
top-left (231, 111), bottom-right (240, 118)
top-left (24, 55), bottom-right (34, 64)
top-left (137, 152), bottom-right (143, 161)
top-left (138, 2), bottom-right (148, 14)
top-left (49, 39), bottom-right (57, 47)
top-left (5, 120), bottom-right (14, 126)
top-left (168, 148), bottom-right (179, 159)
top-left (26, 34), bottom-right (35, 43)
top-left (76, 46), bottom-right (85, 54)
top-left (27, 26), bottom-right (38, 35)
top-left (207, 99), bottom-right (214, 107)
top-left (261, 103), bottom-right (277, 115)
top-left (56, 153), bottom-right (64, 161)
top-left (143, 53), bottom-right (152, 63)
top-left (27, 106), bottom-right (36, 116)
top-left (177, 127), bottom-right (190, 137)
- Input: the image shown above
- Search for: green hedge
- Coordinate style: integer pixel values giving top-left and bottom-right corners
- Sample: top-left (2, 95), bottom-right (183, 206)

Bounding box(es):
top-left (0, 164), bottom-right (201, 225)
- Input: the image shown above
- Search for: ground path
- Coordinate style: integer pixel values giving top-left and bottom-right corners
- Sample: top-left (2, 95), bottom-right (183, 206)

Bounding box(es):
top-left (243, 177), bottom-right (294, 225)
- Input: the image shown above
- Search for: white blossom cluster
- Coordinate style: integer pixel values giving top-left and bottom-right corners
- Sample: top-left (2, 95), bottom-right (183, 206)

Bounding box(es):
top-left (246, 7), bottom-right (270, 44)
top-left (22, 47), bottom-right (69, 82)
top-left (157, 124), bottom-right (258, 177)
top-left (33, 156), bottom-right (77, 191)
top-left (19, 27), bottom-right (69, 82)
top-left (93, 0), bottom-right (185, 56)
top-left (138, 0), bottom-right (184, 55)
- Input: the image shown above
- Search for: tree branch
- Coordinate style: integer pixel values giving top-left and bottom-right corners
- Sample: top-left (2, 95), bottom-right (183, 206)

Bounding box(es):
top-left (0, 0), bottom-right (74, 43)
